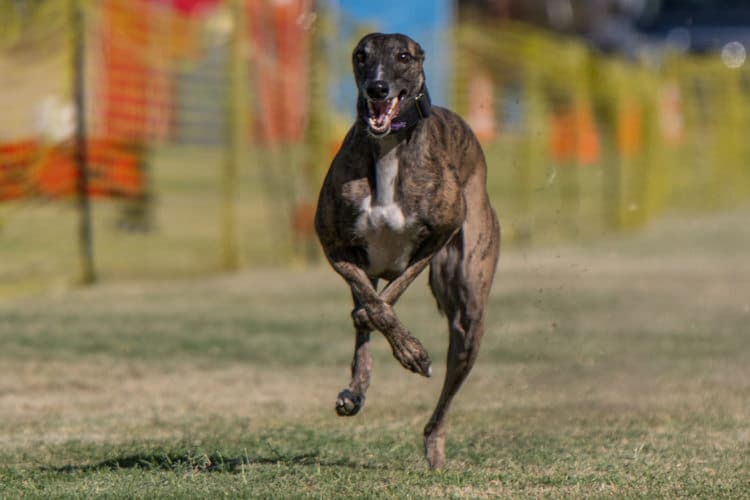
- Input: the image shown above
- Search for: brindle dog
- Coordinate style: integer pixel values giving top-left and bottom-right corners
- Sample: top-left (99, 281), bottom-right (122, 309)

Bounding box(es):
top-left (315, 33), bottom-right (500, 469)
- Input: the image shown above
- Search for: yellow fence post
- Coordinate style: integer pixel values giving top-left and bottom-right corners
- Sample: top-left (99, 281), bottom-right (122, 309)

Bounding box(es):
top-left (69, 0), bottom-right (96, 284)
top-left (221, 0), bottom-right (242, 272)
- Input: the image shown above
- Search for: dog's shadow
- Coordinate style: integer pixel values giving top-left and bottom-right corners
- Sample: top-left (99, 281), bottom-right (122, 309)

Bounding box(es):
top-left (48, 449), bottom-right (386, 474)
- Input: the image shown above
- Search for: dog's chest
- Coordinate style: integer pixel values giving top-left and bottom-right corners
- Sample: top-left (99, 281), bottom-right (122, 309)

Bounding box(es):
top-left (354, 147), bottom-right (419, 278)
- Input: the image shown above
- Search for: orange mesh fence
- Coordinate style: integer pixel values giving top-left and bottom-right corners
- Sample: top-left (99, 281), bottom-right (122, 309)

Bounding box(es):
top-left (0, 139), bottom-right (144, 200)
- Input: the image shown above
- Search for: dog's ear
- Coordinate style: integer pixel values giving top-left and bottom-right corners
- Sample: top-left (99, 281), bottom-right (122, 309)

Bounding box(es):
top-left (414, 42), bottom-right (425, 62)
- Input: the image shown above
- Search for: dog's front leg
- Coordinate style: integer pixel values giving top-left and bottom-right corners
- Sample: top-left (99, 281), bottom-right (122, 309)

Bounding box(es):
top-left (334, 255), bottom-right (435, 416)
top-left (351, 233), bottom-right (459, 321)
top-left (348, 254), bottom-right (430, 332)
top-left (378, 235), bottom-right (453, 307)
top-left (327, 251), bottom-right (432, 378)
top-left (335, 290), bottom-right (375, 416)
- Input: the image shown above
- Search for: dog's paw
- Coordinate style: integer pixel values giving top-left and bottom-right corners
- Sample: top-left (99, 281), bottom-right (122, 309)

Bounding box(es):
top-left (391, 335), bottom-right (432, 378)
top-left (335, 389), bottom-right (365, 416)
top-left (424, 429), bottom-right (447, 470)
top-left (351, 307), bottom-right (374, 332)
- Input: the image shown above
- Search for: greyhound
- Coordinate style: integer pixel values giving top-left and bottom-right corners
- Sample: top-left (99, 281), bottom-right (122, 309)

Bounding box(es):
top-left (314, 33), bottom-right (500, 469)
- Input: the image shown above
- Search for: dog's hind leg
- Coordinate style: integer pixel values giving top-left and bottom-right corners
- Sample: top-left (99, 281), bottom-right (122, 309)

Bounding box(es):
top-left (424, 207), bottom-right (500, 468)
top-left (336, 288), bottom-right (377, 416)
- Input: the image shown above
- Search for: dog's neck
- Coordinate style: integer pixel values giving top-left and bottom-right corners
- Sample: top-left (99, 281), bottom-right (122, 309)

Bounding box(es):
top-left (370, 135), bottom-right (401, 207)
top-left (371, 133), bottom-right (400, 159)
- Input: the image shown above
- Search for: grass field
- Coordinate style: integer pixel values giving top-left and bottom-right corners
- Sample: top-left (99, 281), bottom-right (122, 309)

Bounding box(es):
top-left (1, 208), bottom-right (749, 497)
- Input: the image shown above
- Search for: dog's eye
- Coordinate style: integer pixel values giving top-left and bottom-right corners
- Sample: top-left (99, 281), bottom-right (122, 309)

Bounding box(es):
top-left (354, 50), bottom-right (366, 65)
top-left (398, 51), bottom-right (412, 63)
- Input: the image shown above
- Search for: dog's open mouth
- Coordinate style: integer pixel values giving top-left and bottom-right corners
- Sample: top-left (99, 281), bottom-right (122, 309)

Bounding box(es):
top-left (367, 92), bottom-right (405, 136)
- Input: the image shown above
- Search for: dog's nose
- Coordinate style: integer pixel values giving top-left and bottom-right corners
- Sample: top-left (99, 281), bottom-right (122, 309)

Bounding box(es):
top-left (366, 80), bottom-right (390, 100)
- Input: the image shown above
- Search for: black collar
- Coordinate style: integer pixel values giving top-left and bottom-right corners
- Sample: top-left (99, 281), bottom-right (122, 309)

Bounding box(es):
top-left (389, 85), bottom-right (431, 134)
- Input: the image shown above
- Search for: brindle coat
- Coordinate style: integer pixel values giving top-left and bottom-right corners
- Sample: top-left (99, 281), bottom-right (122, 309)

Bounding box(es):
top-left (315, 33), bottom-right (500, 469)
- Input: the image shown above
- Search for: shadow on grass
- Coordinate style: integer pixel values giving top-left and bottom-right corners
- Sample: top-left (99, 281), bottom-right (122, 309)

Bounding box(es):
top-left (48, 449), bottom-right (386, 474)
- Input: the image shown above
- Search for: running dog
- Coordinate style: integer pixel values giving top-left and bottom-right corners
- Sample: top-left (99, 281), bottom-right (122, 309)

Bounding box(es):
top-left (314, 32), bottom-right (500, 469)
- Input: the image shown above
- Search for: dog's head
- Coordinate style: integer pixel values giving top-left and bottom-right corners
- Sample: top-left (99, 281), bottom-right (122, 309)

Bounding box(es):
top-left (352, 33), bottom-right (426, 138)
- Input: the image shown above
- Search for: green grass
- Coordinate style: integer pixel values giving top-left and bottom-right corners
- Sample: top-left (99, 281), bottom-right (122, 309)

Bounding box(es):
top-left (1, 209), bottom-right (749, 497)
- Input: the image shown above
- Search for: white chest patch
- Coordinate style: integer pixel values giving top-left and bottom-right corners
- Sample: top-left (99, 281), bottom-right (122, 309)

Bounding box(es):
top-left (355, 144), bottom-right (417, 277)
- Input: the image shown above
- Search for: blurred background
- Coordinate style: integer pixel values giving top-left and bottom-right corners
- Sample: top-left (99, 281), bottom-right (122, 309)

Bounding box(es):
top-left (1, 0), bottom-right (749, 293)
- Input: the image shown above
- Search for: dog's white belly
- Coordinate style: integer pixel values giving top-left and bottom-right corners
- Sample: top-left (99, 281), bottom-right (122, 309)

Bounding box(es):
top-left (356, 199), bottom-right (417, 277)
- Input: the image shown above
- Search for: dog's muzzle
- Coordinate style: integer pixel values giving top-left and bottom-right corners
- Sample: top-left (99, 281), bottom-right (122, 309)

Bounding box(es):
top-left (359, 84), bottom-right (431, 138)
top-left (361, 80), bottom-right (404, 137)
top-left (366, 96), bottom-right (403, 137)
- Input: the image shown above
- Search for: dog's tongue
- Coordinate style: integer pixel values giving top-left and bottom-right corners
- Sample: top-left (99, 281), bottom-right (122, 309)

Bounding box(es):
top-left (367, 97), bottom-right (401, 134)
top-left (371, 100), bottom-right (389, 121)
